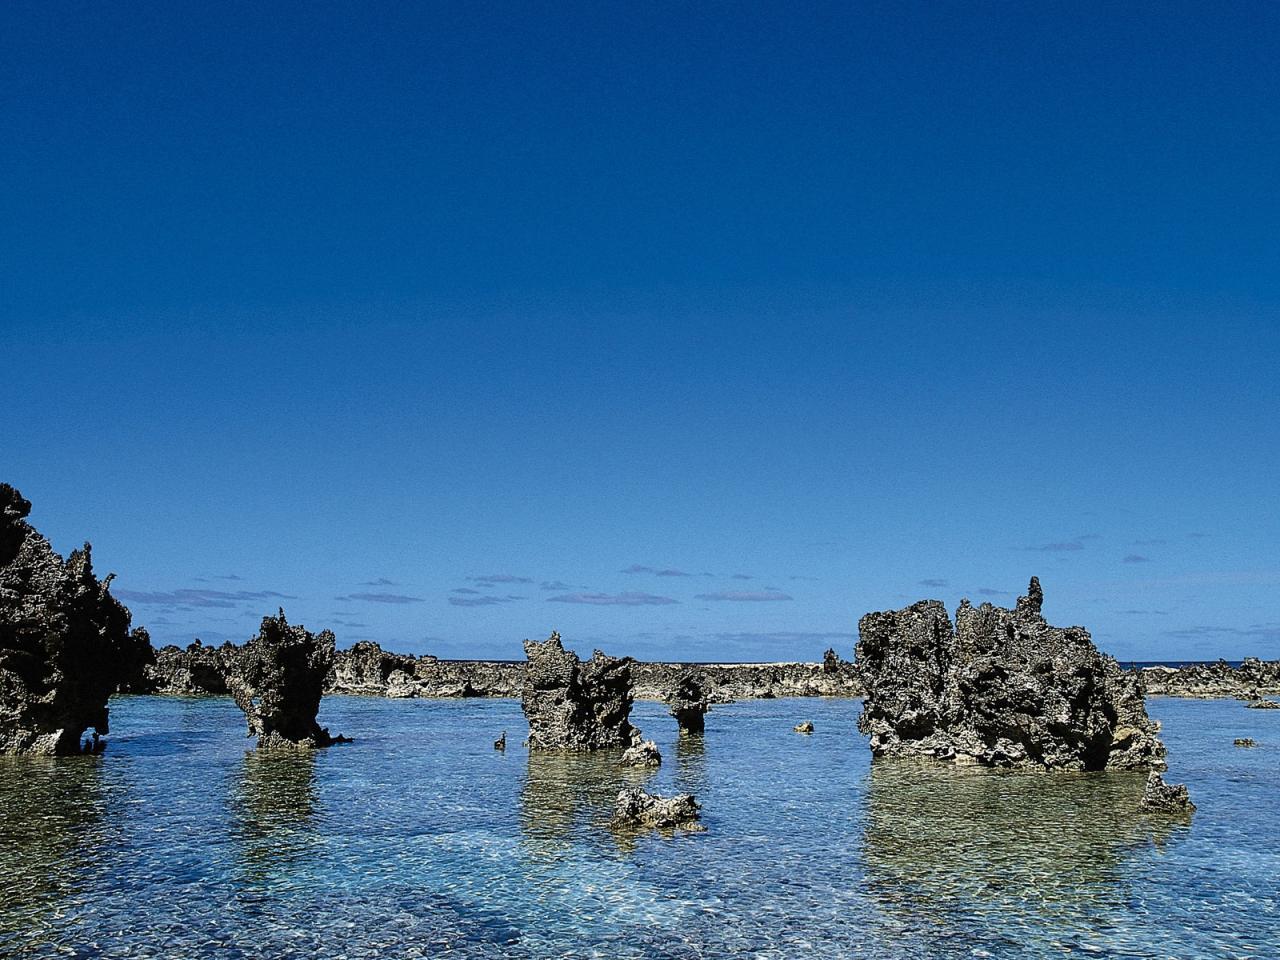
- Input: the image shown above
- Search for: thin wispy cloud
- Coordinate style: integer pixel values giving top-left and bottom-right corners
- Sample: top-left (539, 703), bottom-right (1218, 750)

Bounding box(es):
top-left (1133, 539), bottom-right (1167, 547)
top-left (621, 564), bottom-right (692, 577)
top-left (361, 577), bottom-right (397, 586)
top-left (716, 630), bottom-right (854, 644)
top-left (1024, 540), bottom-right (1086, 552)
top-left (539, 580), bottom-right (576, 591)
top-left (115, 588), bottom-right (296, 609)
top-left (731, 573), bottom-right (755, 580)
top-left (976, 588), bottom-right (1010, 597)
top-left (547, 591), bottom-right (679, 606)
top-left (1123, 554), bottom-right (1153, 564)
top-left (788, 575), bottom-right (820, 582)
top-left (335, 592), bottom-right (425, 604)
top-left (1120, 609), bottom-right (1169, 616)
top-left (1163, 623), bottom-right (1280, 642)
top-left (449, 594), bottom-right (523, 607)
top-left (695, 590), bottom-right (793, 602)
top-left (215, 574), bottom-right (244, 581)
top-left (468, 574), bottom-right (534, 585)
top-left (919, 578), bottom-right (948, 588)
top-left (451, 587), bottom-right (481, 595)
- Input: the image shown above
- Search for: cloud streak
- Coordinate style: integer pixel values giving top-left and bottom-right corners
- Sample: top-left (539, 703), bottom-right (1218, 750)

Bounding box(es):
top-left (621, 565), bottom-right (692, 577)
top-left (695, 590), bottom-right (793, 602)
top-left (468, 574), bottom-right (534, 585)
top-left (1122, 554), bottom-right (1153, 564)
top-left (449, 594), bottom-right (523, 607)
top-left (335, 592), bottom-right (425, 604)
top-left (115, 588), bottom-right (296, 609)
top-left (1024, 540), bottom-right (1086, 552)
top-left (547, 591), bottom-right (678, 606)
top-left (919, 578), bottom-right (948, 588)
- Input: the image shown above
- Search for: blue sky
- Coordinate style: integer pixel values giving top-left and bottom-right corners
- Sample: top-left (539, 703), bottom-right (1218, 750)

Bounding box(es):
top-left (2, 2), bottom-right (1277, 661)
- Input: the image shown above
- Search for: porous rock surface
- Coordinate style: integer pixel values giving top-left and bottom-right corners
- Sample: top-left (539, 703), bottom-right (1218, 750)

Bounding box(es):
top-left (1234, 738), bottom-right (1257, 748)
top-left (856, 577), bottom-right (1167, 770)
top-left (668, 671), bottom-right (710, 733)
top-left (620, 739), bottom-right (662, 768)
top-left (611, 787), bottom-right (702, 830)
top-left (521, 632), bottom-right (637, 750)
top-left (228, 610), bottom-right (344, 748)
top-left (1139, 657), bottom-right (1280, 699)
top-left (1140, 772), bottom-right (1195, 813)
top-left (1246, 698), bottom-right (1280, 710)
top-left (0, 483), bottom-right (153, 755)
top-left (146, 640), bottom-right (235, 695)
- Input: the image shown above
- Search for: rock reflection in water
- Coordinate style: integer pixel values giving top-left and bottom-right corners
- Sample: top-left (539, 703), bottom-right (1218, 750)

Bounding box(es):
top-left (673, 731), bottom-right (708, 796)
top-left (861, 761), bottom-right (1185, 944)
top-left (519, 750), bottom-right (628, 858)
top-left (230, 748), bottom-right (319, 883)
top-left (0, 758), bottom-right (108, 952)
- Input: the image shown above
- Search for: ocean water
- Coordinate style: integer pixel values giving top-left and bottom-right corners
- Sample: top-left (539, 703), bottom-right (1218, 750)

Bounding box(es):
top-left (1, 695), bottom-right (1276, 959)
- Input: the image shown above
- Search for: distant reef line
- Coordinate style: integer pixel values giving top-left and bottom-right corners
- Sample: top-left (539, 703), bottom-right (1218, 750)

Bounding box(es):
top-left (129, 639), bottom-right (1280, 703)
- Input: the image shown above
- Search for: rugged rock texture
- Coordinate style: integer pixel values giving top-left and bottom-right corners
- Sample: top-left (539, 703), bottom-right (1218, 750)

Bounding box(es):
top-left (327, 640), bottom-right (422, 696)
top-left (228, 611), bottom-right (344, 748)
top-left (1246, 698), bottom-right (1280, 710)
top-left (1234, 738), bottom-right (1258, 748)
top-left (0, 483), bottom-right (152, 755)
top-left (620, 739), bottom-right (662, 768)
top-left (611, 787), bottom-right (702, 830)
top-left (823, 647), bottom-right (841, 672)
top-left (1139, 657), bottom-right (1280, 699)
top-left (856, 578), bottom-right (1167, 771)
top-left (521, 632), bottom-right (637, 750)
top-left (1140, 772), bottom-right (1195, 813)
top-left (794, 721), bottom-right (814, 734)
top-left (668, 672), bottom-right (710, 733)
top-left (146, 640), bottom-right (235, 695)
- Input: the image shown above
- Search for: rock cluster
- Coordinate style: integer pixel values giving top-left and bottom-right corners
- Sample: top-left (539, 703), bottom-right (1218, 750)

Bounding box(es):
top-left (794, 721), bottom-right (814, 734)
top-left (1140, 772), bottom-right (1195, 813)
top-left (1246, 698), bottom-right (1280, 710)
top-left (228, 610), bottom-right (345, 748)
top-left (521, 632), bottom-right (638, 750)
top-left (668, 671), bottom-right (710, 733)
top-left (620, 739), bottom-right (662, 768)
top-left (1139, 657), bottom-right (1280, 699)
top-left (611, 787), bottom-right (702, 830)
top-left (1234, 738), bottom-right (1257, 748)
top-left (856, 577), bottom-right (1167, 770)
top-left (146, 640), bottom-right (235, 695)
top-left (0, 483), bottom-right (153, 755)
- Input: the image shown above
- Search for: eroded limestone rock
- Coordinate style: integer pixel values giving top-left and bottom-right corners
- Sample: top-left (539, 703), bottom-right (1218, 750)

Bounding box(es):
top-left (1246, 698), bottom-right (1280, 710)
top-left (521, 632), bottom-right (637, 750)
top-left (1234, 738), bottom-right (1258, 748)
top-left (855, 577), bottom-right (1167, 771)
top-left (1140, 772), bottom-right (1195, 813)
top-left (228, 610), bottom-right (345, 748)
top-left (611, 787), bottom-right (702, 830)
top-left (794, 721), bottom-right (814, 734)
top-left (620, 739), bottom-right (662, 768)
top-left (0, 483), bottom-right (152, 755)
top-left (146, 640), bottom-right (235, 695)
top-left (668, 671), bottom-right (710, 734)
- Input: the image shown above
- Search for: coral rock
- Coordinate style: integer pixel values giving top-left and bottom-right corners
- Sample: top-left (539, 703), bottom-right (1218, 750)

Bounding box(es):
top-left (794, 721), bottom-right (814, 734)
top-left (620, 739), bottom-right (662, 767)
top-left (1140, 771), bottom-right (1195, 813)
top-left (611, 787), bottom-right (702, 830)
top-left (1233, 738), bottom-right (1258, 748)
top-left (668, 671), bottom-right (710, 734)
top-left (521, 632), bottom-right (637, 750)
top-left (855, 577), bottom-right (1167, 771)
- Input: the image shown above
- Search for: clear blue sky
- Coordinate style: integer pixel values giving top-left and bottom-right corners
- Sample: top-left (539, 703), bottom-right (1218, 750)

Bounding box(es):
top-left (3, 1), bottom-right (1277, 661)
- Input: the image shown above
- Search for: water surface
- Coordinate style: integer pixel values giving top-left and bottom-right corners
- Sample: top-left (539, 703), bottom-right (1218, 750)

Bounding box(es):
top-left (1, 696), bottom-right (1276, 958)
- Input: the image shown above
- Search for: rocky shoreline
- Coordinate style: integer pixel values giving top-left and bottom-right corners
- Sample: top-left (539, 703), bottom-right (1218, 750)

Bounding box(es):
top-left (137, 639), bottom-right (1277, 703)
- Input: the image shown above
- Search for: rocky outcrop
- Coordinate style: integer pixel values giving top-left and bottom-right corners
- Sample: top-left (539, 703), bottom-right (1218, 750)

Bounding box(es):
top-left (823, 647), bottom-right (841, 672)
top-left (856, 577), bottom-right (1167, 771)
top-left (227, 611), bottom-right (345, 748)
top-left (0, 483), bottom-right (153, 755)
top-left (1234, 738), bottom-right (1258, 748)
top-left (521, 632), bottom-right (637, 750)
top-left (1138, 657), bottom-right (1280, 699)
top-left (1246, 698), bottom-right (1280, 709)
top-left (611, 787), bottom-right (702, 830)
top-left (668, 672), bottom-right (710, 733)
top-left (326, 640), bottom-right (422, 696)
top-left (620, 739), bottom-right (662, 768)
top-left (794, 721), bottom-right (814, 734)
top-left (1140, 772), bottom-right (1195, 813)
top-left (146, 640), bottom-right (236, 695)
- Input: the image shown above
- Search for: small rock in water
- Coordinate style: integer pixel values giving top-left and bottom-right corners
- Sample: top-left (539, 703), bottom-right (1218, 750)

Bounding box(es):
top-left (1140, 772), bottom-right (1196, 813)
top-left (611, 787), bottom-right (702, 830)
top-left (1245, 699), bottom-right (1280, 709)
top-left (668, 672), bottom-right (711, 734)
top-left (620, 739), bottom-right (662, 767)
top-left (794, 721), bottom-right (814, 734)
top-left (1233, 738), bottom-right (1258, 748)
top-left (494, 731), bottom-right (506, 751)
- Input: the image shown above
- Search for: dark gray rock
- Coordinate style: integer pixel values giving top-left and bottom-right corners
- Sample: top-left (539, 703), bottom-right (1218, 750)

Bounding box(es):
top-left (856, 577), bottom-right (1167, 770)
top-left (0, 483), bottom-right (152, 755)
top-left (1138, 657), bottom-right (1280, 699)
top-left (794, 721), bottom-right (814, 734)
top-left (668, 671), bottom-right (710, 734)
top-left (1140, 771), bottom-right (1195, 813)
top-left (822, 647), bottom-right (841, 673)
top-left (1234, 737), bottom-right (1258, 748)
top-left (620, 739), bottom-right (662, 768)
top-left (521, 632), bottom-right (638, 750)
top-left (146, 639), bottom-right (235, 695)
top-left (228, 610), bottom-right (345, 748)
top-left (611, 787), bottom-right (702, 830)
top-left (1246, 698), bottom-right (1280, 709)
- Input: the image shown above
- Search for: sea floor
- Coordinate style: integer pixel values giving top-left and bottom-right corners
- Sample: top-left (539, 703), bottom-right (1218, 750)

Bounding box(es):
top-left (1, 695), bottom-right (1277, 958)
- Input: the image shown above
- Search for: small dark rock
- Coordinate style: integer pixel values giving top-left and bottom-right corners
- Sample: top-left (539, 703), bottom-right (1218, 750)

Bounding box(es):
top-left (1140, 772), bottom-right (1195, 813)
top-left (1234, 738), bottom-right (1258, 748)
top-left (668, 671), bottom-right (710, 734)
top-left (1245, 698), bottom-right (1280, 709)
top-left (794, 721), bottom-right (814, 734)
top-left (611, 787), bottom-right (703, 830)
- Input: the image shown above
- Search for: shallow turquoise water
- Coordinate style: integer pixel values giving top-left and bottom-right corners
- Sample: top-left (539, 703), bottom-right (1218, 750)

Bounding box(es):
top-left (1, 695), bottom-right (1277, 958)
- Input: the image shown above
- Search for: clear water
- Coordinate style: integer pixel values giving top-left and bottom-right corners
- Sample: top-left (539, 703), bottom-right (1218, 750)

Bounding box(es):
top-left (1, 695), bottom-right (1277, 958)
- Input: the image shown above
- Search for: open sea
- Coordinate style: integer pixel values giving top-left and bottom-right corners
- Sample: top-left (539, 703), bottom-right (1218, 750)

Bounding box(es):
top-left (1, 695), bottom-right (1276, 958)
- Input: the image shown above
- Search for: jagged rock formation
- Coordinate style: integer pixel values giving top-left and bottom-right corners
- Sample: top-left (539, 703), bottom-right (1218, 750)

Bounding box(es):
top-left (620, 739), bottom-right (662, 768)
top-left (0, 483), bottom-right (152, 755)
top-left (1140, 772), bottom-right (1195, 813)
top-left (1246, 698), bottom-right (1280, 709)
top-left (521, 632), bottom-right (637, 750)
top-left (856, 577), bottom-right (1167, 770)
top-left (227, 611), bottom-right (344, 748)
top-left (668, 672), bottom-right (710, 733)
top-left (611, 787), bottom-right (702, 830)
top-left (1234, 738), bottom-right (1257, 748)
top-left (145, 640), bottom-right (235, 695)
top-left (327, 640), bottom-right (423, 697)
top-left (822, 647), bottom-right (841, 672)
top-left (794, 721), bottom-right (814, 734)
top-left (1139, 657), bottom-right (1280, 699)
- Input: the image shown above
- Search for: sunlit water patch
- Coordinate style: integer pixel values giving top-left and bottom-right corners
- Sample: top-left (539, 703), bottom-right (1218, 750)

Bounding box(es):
top-left (1, 696), bottom-right (1277, 957)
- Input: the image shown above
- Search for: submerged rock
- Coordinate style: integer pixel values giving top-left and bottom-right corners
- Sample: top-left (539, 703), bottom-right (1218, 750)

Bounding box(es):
top-left (228, 610), bottom-right (345, 748)
top-left (1140, 772), bottom-right (1195, 813)
top-left (794, 721), bottom-right (814, 734)
top-left (611, 787), bottom-right (702, 830)
top-left (1234, 738), bottom-right (1258, 748)
top-left (0, 483), bottom-right (153, 755)
top-left (620, 739), bottom-right (662, 768)
top-left (668, 671), bottom-right (710, 734)
top-left (855, 577), bottom-right (1167, 771)
top-left (521, 632), bottom-right (637, 750)
top-left (1245, 698), bottom-right (1280, 709)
